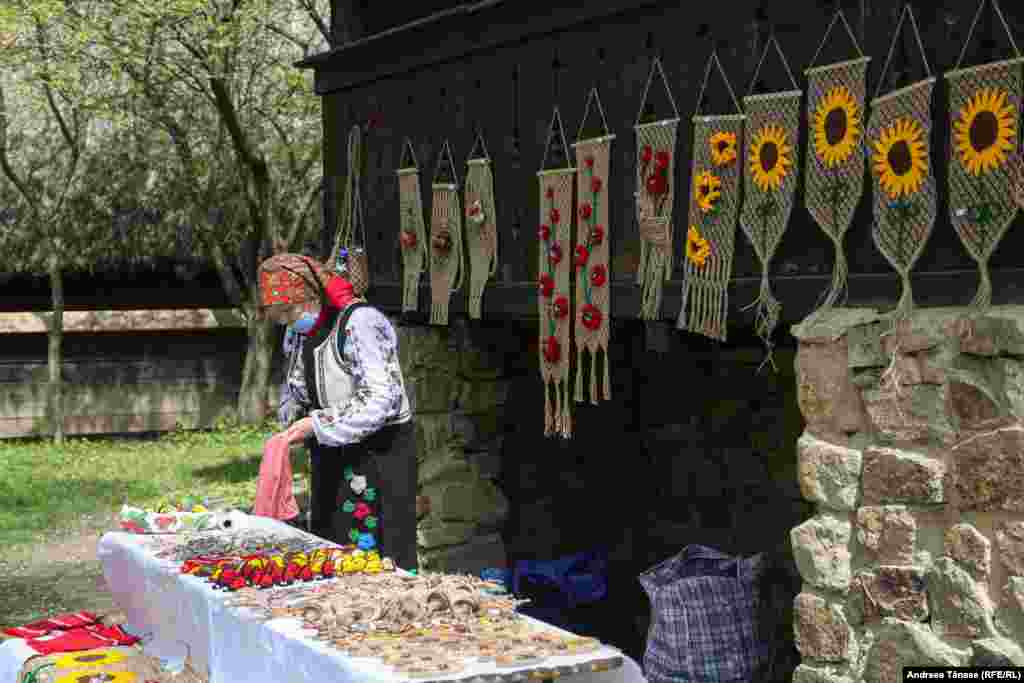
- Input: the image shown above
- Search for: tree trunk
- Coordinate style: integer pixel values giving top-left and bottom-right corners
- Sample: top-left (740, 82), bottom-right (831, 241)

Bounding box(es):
top-left (238, 301), bottom-right (276, 424)
top-left (47, 257), bottom-right (65, 444)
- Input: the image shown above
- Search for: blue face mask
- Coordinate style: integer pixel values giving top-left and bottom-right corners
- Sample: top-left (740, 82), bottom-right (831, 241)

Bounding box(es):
top-left (290, 311), bottom-right (318, 335)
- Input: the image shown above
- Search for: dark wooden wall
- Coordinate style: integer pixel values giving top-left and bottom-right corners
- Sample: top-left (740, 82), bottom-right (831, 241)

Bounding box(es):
top-left (309, 0), bottom-right (1024, 326)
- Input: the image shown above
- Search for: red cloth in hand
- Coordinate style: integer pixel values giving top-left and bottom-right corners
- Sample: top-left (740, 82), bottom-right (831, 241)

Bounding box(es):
top-left (252, 432), bottom-right (300, 521)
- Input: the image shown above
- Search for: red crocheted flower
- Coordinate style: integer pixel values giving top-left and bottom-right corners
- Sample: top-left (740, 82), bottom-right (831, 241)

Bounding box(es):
top-left (553, 295), bottom-right (569, 319)
top-left (468, 204), bottom-right (480, 217)
top-left (655, 150), bottom-right (670, 169)
top-left (579, 203), bottom-right (592, 221)
top-left (354, 502), bottom-right (372, 520)
top-left (548, 242), bottom-right (563, 266)
top-left (574, 245), bottom-right (590, 269)
top-left (590, 264), bottom-right (607, 287)
top-left (543, 335), bottom-right (561, 364)
top-left (539, 274), bottom-right (555, 298)
top-left (549, 207), bottom-right (561, 224)
top-left (545, 187), bottom-right (555, 200)
top-left (581, 304), bottom-right (603, 331)
top-left (641, 145), bottom-right (653, 163)
top-left (589, 225), bottom-right (605, 246)
top-left (585, 155), bottom-right (594, 168)
top-left (538, 224), bottom-right (551, 242)
top-left (400, 230), bottom-right (417, 249)
top-left (646, 174), bottom-right (668, 196)
top-left (591, 176), bottom-right (603, 194)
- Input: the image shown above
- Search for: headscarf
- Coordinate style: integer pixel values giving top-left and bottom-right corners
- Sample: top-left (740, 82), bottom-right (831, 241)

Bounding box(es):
top-left (258, 254), bottom-right (358, 329)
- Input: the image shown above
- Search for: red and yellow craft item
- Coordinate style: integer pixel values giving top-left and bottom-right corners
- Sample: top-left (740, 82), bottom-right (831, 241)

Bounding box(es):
top-left (180, 546), bottom-right (387, 590)
top-left (258, 253), bottom-right (334, 308)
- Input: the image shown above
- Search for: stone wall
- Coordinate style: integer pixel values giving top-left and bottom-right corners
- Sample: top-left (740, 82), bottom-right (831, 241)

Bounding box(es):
top-left (790, 307), bottom-right (1024, 683)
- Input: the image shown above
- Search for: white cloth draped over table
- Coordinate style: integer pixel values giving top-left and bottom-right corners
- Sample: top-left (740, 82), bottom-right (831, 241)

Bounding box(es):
top-left (96, 514), bottom-right (647, 683)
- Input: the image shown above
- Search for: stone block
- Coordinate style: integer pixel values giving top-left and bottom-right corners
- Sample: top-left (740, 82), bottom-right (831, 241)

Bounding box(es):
top-left (397, 325), bottom-right (452, 371)
top-left (861, 446), bottom-right (945, 505)
top-left (949, 420), bottom-right (1024, 513)
top-left (455, 379), bottom-right (510, 413)
top-left (418, 453), bottom-right (475, 487)
top-left (417, 520), bottom-right (476, 549)
top-left (850, 566), bottom-right (928, 623)
top-left (862, 384), bottom-right (957, 446)
top-left (420, 476), bottom-right (509, 530)
top-left (928, 557), bottom-right (997, 640)
top-left (856, 506), bottom-right (916, 565)
top-left (797, 432), bottom-right (862, 511)
top-left (791, 665), bottom-right (853, 683)
top-left (406, 369), bottom-right (459, 413)
top-left (995, 521), bottom-right (1024, 577)
top-left (791, 514), bottom-right (852, 593)
top-left (451, 411), bottom-right (503, 451)
top-left (793, 593), bottom-right (853, 662)
top-left (947, 380), bottom-right (1002, 431)
top-left (946, 523), bottom-right (992, 583)
top-left (794, 338), bottom-right (872, 442)
top-left (457, 337), bottom-right (509, 381)
top-left (971, 638), bottom-right (1024, 667)
top-left (863, 619), bottom-right (969, 682)
top-left (415, 413), bottom-right (452, 460)
top-left (1001, 358), bottom-right (1024, 421)
top-left (995, 577), bottom-right (1024, 640)
top-left (419, 532), bottom-right (507, 575)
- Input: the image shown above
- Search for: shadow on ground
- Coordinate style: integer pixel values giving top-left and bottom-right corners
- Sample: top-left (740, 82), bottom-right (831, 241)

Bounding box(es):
top-left (0, 560), bottom-right (117, 629)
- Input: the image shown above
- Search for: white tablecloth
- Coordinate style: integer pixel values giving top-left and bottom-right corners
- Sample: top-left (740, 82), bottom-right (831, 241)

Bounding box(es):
top-left (97, 515), bottom-right (646, 683)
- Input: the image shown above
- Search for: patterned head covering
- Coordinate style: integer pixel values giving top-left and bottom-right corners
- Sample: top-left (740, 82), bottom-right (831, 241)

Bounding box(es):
top-left (258, 253), bottom-right (332, 308)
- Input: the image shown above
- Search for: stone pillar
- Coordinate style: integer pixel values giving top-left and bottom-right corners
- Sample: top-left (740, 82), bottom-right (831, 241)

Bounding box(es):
top-left (790, 308), bottom-right (1024, 683)
top-left (396, 318), bottom-right (511, 574)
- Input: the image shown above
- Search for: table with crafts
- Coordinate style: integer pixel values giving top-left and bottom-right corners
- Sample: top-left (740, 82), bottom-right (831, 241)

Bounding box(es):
top-left (96, 513), bottom-right (646, 683)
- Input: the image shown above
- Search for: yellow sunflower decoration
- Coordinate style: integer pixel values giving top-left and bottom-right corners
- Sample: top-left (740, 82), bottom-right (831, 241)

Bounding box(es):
top-left (872, 117), bottom-right (928, 199)
top-left (749, 124), bottom-right (793, 192)
top-left (54, 650), bottom-right (128, 670)
top-left (686, 225), bottom-right (711, 267)
top-left (694, 171), bottom-right (722, 212)
top-left (54, 670), bottom-right (136, 683)
top-left (709, 131), bottom-right (738, 166)
top-left (953, 87), bottom-right (1016, 176)
top-left (812, 86), bottom-right (861, 167)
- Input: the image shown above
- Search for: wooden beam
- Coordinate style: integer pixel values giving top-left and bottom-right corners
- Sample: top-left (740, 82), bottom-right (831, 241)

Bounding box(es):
top-left (0, 308), bottom-right (247, 334)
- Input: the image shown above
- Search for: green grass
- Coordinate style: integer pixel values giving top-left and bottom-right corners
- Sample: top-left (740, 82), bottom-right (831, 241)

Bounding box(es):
top-left (0, 417), bottom-right (309, 549)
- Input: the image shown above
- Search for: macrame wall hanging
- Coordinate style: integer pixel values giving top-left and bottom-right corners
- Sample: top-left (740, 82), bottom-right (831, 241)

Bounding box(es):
top-left (537, 107), bottom-right (576, 438)
top-left (804, 11), bottom-right (871, 313)
top-left (944, 0), bottom-right (1022, 310)
top-left (464, 129), bottom-right (499, 319)
top-left (635, 57), bottom-right (681, 320)
top-left (429, 140), bottom-right (465, 325)
top-left (330, 124), bottom-right (370, 296)
top-left (572, 88), bottom-right (615, 405)
top-left (396, 139), bottom-right (428, 312)
top-left (677, 51), bottom-right (745, 341)
top-left (867, 5), bottom-right (937, 322)
top-left (740, 36), bottom-right (802, 369)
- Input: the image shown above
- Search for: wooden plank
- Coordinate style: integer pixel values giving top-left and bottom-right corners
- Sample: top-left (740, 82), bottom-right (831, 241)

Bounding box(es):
top-left (0, 358), bottom-right (245, 385)
top-left (0, 309), bottom-right (247, 334)
top-left (0, 384), bottom-right (243, 419)
top-left (0, 412), bottom-right (213, 438)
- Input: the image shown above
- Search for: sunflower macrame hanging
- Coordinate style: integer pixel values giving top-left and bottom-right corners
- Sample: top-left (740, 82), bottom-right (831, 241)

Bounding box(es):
top-left (740, 35), bottom-right (802, 369)
top-left (330, 124), bottom-right (370, 296)
top-left (867, 4), bottom-right (937, 322)
top-left (537, 107), bottom-right (576, 438)
top-left (635, 56), bottom-right (680, 321)
top-left (464, 129), bottom-right (499, 319)
top-left (572, 88), bottom-right (615, 405)
top-left (804, 10), bottom-right (871, 313)
top-left (396, 139), bottom-right (429, 313)
top-left (944, 0), bottom-right (1022, 310)
top-left (429, 140), bottom-right (465, 326)
top-left (677, 51), bottom-right (745, 342)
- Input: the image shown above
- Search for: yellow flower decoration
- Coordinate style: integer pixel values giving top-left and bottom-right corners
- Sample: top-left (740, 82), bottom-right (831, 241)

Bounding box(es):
top-left (709, 131), bottom-right (738, 166)
top-left (812, 86), bottom-right (861, 166)
top-left (686, 226), bottom-right (711, 268)
top-left (954, 87), bottom-right (1016, 176)
top-left (54, 670), bottom-right (136, 683)
top-left (872, 117), bottom-right (928, 199)
top-left (54, 650), bottom-right (128, 670)
top-left (694, 171), bottom-right (722, 212)
top-left (749, 124), bottom-right (792, 191)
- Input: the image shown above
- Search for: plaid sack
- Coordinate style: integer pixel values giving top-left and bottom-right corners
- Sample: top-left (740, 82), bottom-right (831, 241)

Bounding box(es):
top-left (639, 545), bottom-right (764, 683)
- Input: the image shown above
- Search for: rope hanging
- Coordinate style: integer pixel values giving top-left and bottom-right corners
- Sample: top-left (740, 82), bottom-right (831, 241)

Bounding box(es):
top-left (331, 124), bottom-right (369, 295)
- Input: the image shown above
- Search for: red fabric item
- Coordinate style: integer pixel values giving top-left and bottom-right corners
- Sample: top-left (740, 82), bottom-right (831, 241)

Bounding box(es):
top-left (3, 612), bottom-right (98, 639)
top-left (306, 276), bottom-right (356, 336)
top-left (23, 624), bottom-right (138, 655)
top-left (252, 432), bottom-right (300, 521)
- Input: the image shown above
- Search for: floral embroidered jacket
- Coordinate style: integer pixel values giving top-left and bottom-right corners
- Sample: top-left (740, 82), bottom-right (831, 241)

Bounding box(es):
top-left (278, 305), bottom-right (412, 447)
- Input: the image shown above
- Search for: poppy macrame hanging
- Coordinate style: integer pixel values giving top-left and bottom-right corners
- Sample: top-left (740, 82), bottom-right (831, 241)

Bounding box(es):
top-left (396, 139), bottom-right (429, 313)
top-left (429, 140), bottom-right (465, 325)
top-left (464, 129), bottom-right (499, 319)
top-left (331, 124), bottom-right (370, 296)
top-left (635, 56), bottom-right (681, 321)
top-left (573, 88), bottom-right (615, 405)
top-left (537, 107), bottom-right (576, 438)
top-left (804, 10), bottom-right (870, 313)
top-left (944, 0), bottom-right (1022, 310)
top-left (867, 4), bottom-right (937, 323)
top-left (677, 51), bottom-right (745, 342)
top-left (740, 35), bottom-right (802, 369)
